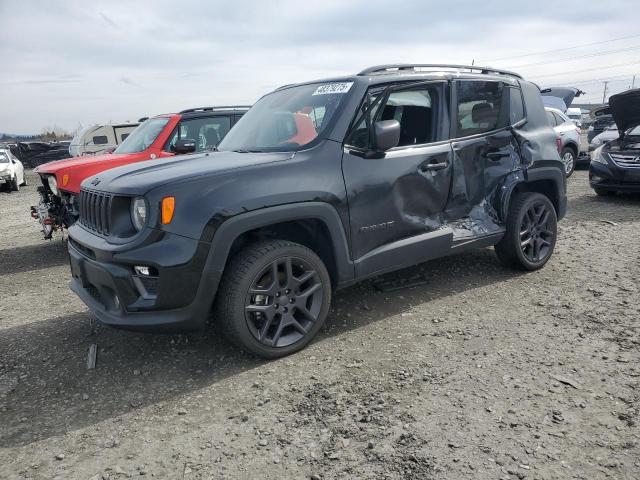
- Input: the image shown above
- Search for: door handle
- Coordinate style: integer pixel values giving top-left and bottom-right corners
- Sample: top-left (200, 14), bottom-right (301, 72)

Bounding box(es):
top-left (420, 161), bottom-right (448, 171)
top-left (486, 150), bottom-right (510, 161)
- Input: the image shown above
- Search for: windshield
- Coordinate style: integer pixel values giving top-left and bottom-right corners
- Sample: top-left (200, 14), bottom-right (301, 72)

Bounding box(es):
top-left (218, 81), bottom-right (353, 152)
top-left (114, 118), bottom-right (169, 154)
top-left (627, 125), bottom-right (640, 136)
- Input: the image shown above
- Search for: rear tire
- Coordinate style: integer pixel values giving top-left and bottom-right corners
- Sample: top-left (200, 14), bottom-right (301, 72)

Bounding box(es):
top-left (561, 147), bottom-right (576, 177)
top-left (10, 175), bottom-right (19, 192)
top-left (495, 192), bottom-right (557, 271)
top-left (215, 240), bottom-right (332, 358)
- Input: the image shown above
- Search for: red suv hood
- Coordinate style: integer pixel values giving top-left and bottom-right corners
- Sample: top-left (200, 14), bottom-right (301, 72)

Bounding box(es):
top-left (35, 151), bottom-right (155, 194)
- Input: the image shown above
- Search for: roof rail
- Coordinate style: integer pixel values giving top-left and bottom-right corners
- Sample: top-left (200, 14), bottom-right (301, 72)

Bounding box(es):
top-left (358, 64), bottom-right (523, 79)
top-left (179, 106), bottom-right (252, 114)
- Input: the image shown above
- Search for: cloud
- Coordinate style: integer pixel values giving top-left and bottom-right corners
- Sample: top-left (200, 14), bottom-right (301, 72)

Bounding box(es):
top-left (0, 0), bottom-right (637, 132)
top-left (99, 12), bottom-right (120, 29)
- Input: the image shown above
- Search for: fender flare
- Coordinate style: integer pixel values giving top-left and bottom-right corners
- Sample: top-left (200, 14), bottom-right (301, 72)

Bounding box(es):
top-left (200, 202), bottom-right (355, 296)
top-left (501, 166), bottom-right (567, 221)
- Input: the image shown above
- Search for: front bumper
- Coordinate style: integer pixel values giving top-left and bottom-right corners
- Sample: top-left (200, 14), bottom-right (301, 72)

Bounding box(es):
top-left (68, 225), bottom-right (218, 332)
top-left (589, 161), bottom-right (640, 192)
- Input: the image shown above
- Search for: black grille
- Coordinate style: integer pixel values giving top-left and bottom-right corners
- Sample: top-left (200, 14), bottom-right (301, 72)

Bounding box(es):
top-left (79, 189), bottom-right (112, 235)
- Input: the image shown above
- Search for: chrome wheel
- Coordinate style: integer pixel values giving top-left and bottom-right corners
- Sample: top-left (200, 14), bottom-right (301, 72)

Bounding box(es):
top-left (562, 151), bottom-right (575, 175)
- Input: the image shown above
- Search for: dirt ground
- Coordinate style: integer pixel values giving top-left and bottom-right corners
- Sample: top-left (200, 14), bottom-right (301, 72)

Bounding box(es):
top-left (1, 169), bottom-right (639, 480)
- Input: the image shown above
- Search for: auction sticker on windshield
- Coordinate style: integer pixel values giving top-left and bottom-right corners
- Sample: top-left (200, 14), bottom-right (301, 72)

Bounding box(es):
top-left (312, 82), bottom-right (354, 95)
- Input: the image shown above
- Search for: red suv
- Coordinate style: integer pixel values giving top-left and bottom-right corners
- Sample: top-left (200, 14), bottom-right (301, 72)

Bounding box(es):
top-left (32, 106), bottom-right (249, 238)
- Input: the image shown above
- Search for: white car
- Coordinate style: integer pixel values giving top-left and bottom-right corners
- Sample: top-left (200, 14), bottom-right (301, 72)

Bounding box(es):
top-left (0, 148), bottom-right (26, 192)
top-left (545, 107), bottom-right (581, 177)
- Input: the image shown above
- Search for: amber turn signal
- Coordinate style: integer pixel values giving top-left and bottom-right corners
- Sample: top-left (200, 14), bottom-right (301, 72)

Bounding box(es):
top-left (161, 196), bottom-right (175, 225)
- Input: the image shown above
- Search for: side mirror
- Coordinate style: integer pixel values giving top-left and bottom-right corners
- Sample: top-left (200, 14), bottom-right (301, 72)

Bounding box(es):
top-left (374, 120), bottom-right (400, 152)
top-left (174, 138), bottom-right (197, 154)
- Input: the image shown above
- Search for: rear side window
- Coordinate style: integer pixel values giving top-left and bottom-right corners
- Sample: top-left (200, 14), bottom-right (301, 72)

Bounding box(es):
top-left (552, 112), bottom-right (566, 125)
top-left (93, 135), bottom-right (108, 145)
top-left (455, 81), bottom-right (504, 137)
top-left (546, 110), bottom-right (558, 127)
top-left (509, 88), bottom-right (525, 124)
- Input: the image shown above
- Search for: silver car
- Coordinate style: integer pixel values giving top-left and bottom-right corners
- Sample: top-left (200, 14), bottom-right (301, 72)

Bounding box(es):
top-left (0, 148), bottom-right (26, 192)
top-left (545, 107), bottom-right (581, 177)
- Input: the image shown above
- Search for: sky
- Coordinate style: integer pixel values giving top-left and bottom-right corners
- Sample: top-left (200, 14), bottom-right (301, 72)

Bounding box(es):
top-left (1, 0), bottom-right (639, 134)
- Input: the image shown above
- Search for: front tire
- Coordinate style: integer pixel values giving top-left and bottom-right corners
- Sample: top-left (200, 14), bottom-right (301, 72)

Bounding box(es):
top-left (495, 192), bottom-right (557, 271)
top-left (215, 240), bottom-right (332, 358)
top-left (561, 147), bottom-right (576, 177)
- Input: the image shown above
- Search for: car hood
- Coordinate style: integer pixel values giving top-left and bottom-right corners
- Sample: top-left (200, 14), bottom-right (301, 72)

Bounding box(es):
top-left (34, 152), bottom-right (126, 174)
top-left (609, 88), bottom-right (640, 136)
top-left (83, 150), bottom-right (295, 195)
top-left (592, 129), bottom-right (619, 145)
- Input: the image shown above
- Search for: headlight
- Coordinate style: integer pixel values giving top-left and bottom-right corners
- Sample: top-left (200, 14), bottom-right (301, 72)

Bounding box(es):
top-left (130, 197), bottom-right (147, 232)
top-left (47, 175), bottom-right (59, 195)
top-left (590, 138), bottom-right (602, 148)
top-left (590, 146), bottom-right (608, 164)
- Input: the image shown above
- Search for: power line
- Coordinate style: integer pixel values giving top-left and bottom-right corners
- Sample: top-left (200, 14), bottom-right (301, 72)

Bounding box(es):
top-left (509, 45), bottom-right (640, 69)
top-left (482, 33), bottom-right (640, 62)
top-left (548, 73), bottom-right (638, 86)
top-left (530, 61), bottom-right (640, 80)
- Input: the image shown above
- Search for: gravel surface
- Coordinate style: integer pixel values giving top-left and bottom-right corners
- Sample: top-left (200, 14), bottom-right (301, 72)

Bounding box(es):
top-left (1, 169), bottom-right (639, 479)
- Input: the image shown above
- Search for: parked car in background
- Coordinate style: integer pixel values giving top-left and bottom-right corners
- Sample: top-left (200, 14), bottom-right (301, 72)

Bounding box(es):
top-left (587, 105), bottom-right (614, 143)
top-left (545, 107), bottom-right (581, 176)
top-left (0, 148), bottom-right (26, 192)
top-left (69, 122), bottom-right (141, 157)
top-left (66, 64), bottom-right (566, 358)
top-left (31, 106), bottom-right (249, 239)
top-left (565, 107), bottom-right (583, 127)
top-left (590, 88), bottom-right (640, 195)
top-left (10, 141), bottom-right (71, 168)
top-left (589, 125), bottom-right (619, 151)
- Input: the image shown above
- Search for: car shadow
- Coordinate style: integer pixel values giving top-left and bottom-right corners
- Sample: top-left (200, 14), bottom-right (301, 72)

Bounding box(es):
top-left (566, 191), bottom-right (640, 224)
top-left (0, 248), bottom-right (523, 448)
top-left (0, 241), bottom-right (69, 275)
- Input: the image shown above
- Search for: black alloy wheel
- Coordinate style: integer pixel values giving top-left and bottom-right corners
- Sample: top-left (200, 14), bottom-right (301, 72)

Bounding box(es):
top-left (245, 256), bottom-right (324, 348)
top-left (495, 192), bottom-right (557, 271)
top-left (519, 201), bottom-right (554, 264)
top-left (216, 240), bottom-right (331, 358)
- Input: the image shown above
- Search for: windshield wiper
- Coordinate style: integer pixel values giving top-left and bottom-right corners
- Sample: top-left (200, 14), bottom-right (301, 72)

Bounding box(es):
top-left (232, 149), bottom-right (263, 153)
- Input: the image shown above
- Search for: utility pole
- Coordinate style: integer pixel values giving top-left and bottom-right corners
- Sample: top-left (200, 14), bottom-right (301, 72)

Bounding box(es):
top-left (632, 75), bottom-right (636, 89)
top-left (602, 81), bottom-right (609, 104)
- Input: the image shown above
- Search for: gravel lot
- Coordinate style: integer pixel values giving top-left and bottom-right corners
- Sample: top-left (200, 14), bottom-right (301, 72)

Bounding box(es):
top-left (1, 169), bottom-right (639, 480)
